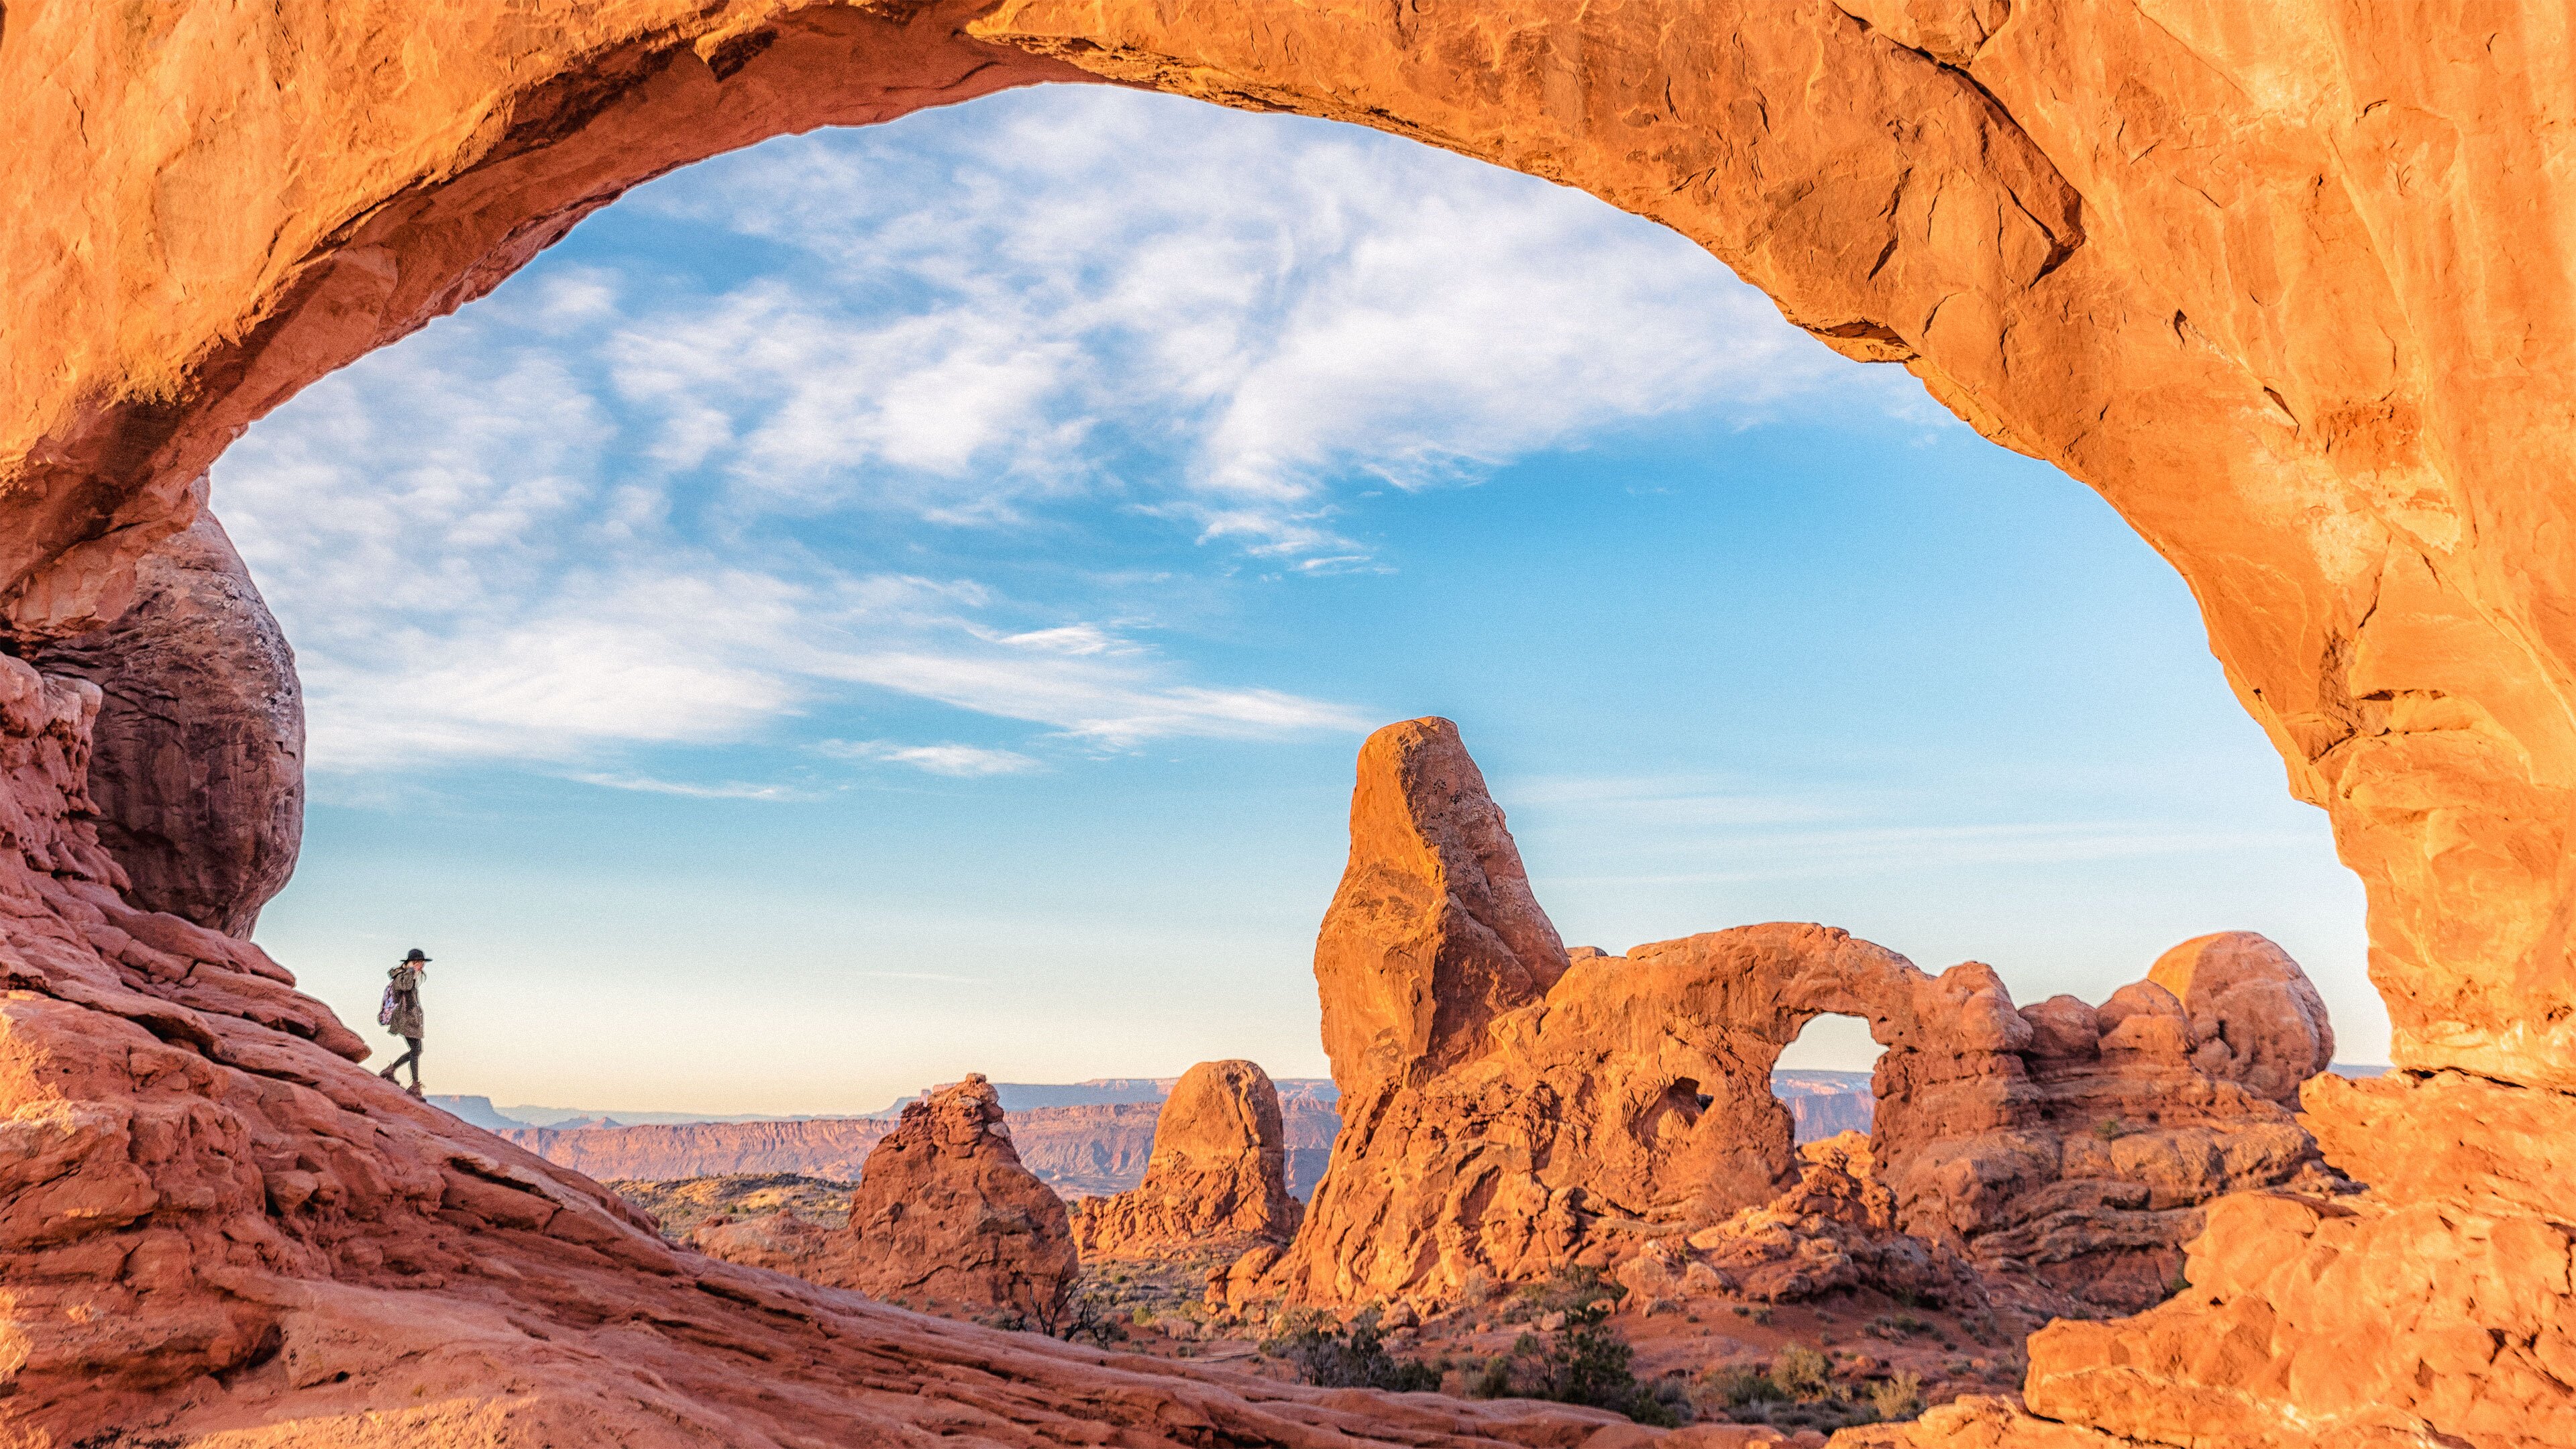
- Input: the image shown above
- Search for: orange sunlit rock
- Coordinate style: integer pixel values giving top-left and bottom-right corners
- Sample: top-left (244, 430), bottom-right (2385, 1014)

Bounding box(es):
top-left (1073, 1059), bottom-right (1303, 1259)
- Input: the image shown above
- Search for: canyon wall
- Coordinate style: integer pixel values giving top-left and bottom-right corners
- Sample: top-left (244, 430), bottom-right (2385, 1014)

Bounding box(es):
top-left (494, 1097), bottom-right (1340, 1199)
top-left (497, 1116), bottom-right (894, 1184)
top-left (3, 1), bottom-right (2574, 1444)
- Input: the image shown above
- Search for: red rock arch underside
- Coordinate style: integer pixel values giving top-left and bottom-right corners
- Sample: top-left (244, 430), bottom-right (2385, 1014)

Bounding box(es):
top-left (2, 2), bottom-right (2570, 1444)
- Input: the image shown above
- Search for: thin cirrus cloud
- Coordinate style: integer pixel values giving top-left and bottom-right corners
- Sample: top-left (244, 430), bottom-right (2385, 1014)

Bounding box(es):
top-left (211, 86), bottom-right (1882, 788)
top-left (818, 740), bottom-right (1042, 779)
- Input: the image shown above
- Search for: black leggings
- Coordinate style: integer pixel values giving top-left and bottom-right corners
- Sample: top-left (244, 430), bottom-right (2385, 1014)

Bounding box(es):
top-left (384, 1036), bottom-right (423, 1083)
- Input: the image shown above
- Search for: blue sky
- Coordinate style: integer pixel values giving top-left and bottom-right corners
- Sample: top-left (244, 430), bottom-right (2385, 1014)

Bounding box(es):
top-left (215, 87), bottom-right (2379, 1114)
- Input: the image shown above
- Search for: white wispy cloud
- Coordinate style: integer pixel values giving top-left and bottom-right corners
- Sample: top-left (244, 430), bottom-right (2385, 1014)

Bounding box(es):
top-left (568, 773), bottom-right (807, 800)
top-left (212, 87), bottom-right (1888, 782)
top-left (820, 739), bottom-right (1041, 778)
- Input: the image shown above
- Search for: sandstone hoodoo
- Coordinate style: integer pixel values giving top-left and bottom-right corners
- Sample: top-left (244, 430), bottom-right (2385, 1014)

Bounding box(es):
top-left (1247, 719), bottom-right (2337, 1322)
top-left (831, 1073), bottom-right (1077, 1318)
top-left (1072, 1059), bottom-right (1303, 1259)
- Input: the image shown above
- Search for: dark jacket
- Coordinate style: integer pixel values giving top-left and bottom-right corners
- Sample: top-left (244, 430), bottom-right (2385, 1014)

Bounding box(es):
top-left (385, 964), bottom-right (425, 1038)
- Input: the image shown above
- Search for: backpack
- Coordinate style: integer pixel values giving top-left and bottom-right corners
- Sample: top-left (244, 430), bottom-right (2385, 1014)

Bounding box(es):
top-left (378, 983), bottom-right (400, 1027)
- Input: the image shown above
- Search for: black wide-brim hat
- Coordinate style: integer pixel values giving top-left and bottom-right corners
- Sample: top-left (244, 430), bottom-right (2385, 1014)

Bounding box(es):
top-left (402, 949), bottom-right (431, 962)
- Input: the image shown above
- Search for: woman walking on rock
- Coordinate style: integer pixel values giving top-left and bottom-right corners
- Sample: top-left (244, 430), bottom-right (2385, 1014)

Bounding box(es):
top-left (378, 949), bottom-right (429, 1097)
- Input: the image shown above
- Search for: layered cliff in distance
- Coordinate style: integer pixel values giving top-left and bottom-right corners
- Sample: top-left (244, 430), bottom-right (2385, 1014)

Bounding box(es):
top-left (498, 1117), bottom-right (894, 1183)
top-left (1774, 1071), bottom-right (1876, 1142)
top-left (496, 1094), bottom-right (1344, 1198)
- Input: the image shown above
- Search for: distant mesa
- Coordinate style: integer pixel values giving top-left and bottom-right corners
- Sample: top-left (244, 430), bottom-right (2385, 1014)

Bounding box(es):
top-left (489, 1077), bottom-right (1350, 1201)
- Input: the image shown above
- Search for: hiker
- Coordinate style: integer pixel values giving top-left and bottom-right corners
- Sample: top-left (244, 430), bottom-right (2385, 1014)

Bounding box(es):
top-left (378, 948), bottom-right (429, 1096)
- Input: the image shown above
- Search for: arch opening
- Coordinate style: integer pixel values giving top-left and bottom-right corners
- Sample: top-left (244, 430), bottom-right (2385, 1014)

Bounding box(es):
top-left (1772, 1013), bottom-right (1880, 1147)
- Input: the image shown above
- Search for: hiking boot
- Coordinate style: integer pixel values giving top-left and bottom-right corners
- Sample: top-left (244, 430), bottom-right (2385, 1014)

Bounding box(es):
top-left (406, 1083), bottom-right (425, 1099)
top-left (378, 1065), bottom-right (398, 1081)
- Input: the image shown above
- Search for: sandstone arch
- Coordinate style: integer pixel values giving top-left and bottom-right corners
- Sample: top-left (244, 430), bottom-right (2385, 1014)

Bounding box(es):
top-left (1273, 718), bottom-right (2331, 1328)
top-left (5, 2), bottom-right (2573, 1444)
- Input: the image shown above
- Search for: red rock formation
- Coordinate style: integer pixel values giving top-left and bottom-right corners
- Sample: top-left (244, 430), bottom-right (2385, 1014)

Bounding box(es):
top-left (1073, 1059), bottom-right (1304, 1258)
top-left (1265, 720), bottom-right (2330, 1321)
top-left (2145, 931), bottom-right (2334, 1109)
top-left (24, 501), bottom-right (302, 937)
top-left (1613, 1133), bottom-right (1962, 1311)
top-left (5, 3), bottom-right (2575, 1442)
top-left (812, 1074), bottom-right (1079, 1319)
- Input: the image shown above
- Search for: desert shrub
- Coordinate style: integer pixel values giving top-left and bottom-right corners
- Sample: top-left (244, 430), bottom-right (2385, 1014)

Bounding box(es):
top-left (1771, 1346), bottom-right (1833, 1400)
top-left (2094, 1116), bottom-right (2127, 1140)
top-left (1700, 1364), bottom-right (1786, 1408)
top-left (1507, 1265), bottom-right (1626, 1322)
top-left (1474, 1301), bottom-right (1679, 1425)
top-left (1867, 1371), bottom-right (1926, 1422)
top-left (1692, 1350), bottom-right (1902, 1432)
top-left (1262, 1308), bottom-right (1439, 1392)
top-left (1466, 1354), bottom-right (1516, 1399)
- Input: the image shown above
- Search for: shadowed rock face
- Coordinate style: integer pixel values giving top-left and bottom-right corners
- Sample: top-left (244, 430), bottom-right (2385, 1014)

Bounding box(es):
top-left (1073, 1059), bottom-right (1303, 1258)
top-left (25, 504), bottom-right (303, 937)
top-left (3, 3), bottom-right (2574, 1442)
top-left (1259, 720), bottom-right (2332, 1323)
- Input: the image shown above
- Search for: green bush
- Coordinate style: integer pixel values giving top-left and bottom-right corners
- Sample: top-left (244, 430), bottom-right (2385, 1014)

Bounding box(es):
top-left (1260, 1309), bottom-right (1439, 1393)
top-left (1473, 1301), bottom-right (1680, 1425)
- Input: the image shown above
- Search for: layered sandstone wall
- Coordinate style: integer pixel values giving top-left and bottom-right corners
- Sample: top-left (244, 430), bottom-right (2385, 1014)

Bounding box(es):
top-left (497, 1116), bottom-right (894, 1183)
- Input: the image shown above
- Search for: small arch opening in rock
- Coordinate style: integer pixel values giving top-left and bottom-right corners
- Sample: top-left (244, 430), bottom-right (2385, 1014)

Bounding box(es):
top-left (1772, 1012), bottom-right (1882, 1145)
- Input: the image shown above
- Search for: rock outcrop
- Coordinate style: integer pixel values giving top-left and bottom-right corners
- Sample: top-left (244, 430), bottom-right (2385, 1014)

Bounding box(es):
top-left (1253, 720), bottom-right (2330, 1319)
top-left (23, 501), bottom-right (302, 937)
top-left (7, 3), bottom-right (2576, 1442)
top-left (1073, 1059), bottom-right (1304, 1258)
top-left (817, 1075), bottom-right (1079, 1320)
top-left (1618, 1132), bottom-right (1968, 1311)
